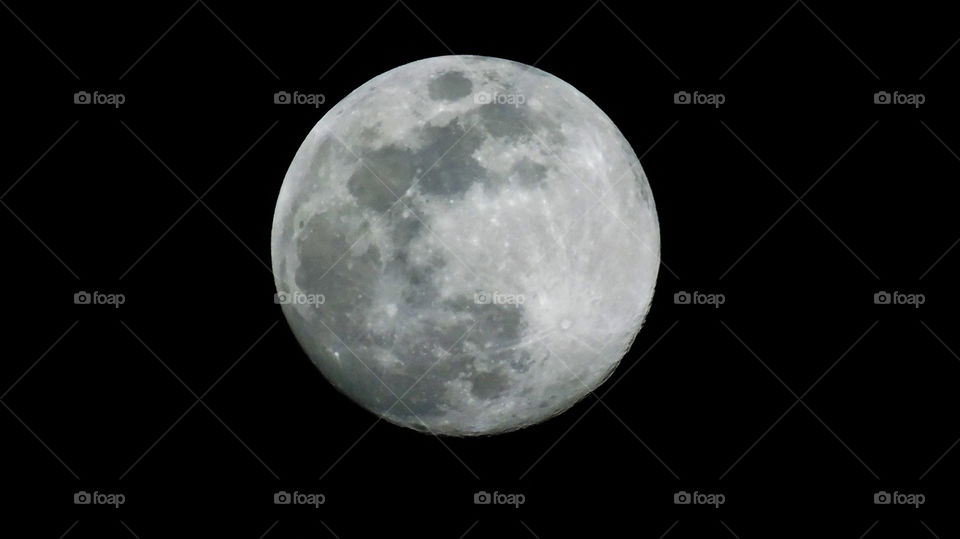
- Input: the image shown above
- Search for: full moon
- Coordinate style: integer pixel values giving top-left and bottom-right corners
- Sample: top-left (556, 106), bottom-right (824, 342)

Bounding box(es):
top-left (272, 55), bottom-right (659, 436)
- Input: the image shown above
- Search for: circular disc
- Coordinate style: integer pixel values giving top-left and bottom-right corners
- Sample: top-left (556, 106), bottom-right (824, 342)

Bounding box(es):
top-left (271, 55), bottom-right (660, 436)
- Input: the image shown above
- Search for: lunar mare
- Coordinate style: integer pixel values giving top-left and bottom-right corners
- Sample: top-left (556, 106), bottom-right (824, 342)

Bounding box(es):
top-left (272, 55), bottom-right (659, 436)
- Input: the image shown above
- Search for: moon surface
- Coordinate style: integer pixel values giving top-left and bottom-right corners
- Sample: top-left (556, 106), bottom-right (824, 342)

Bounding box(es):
top-left (272, 55), bottom-right (659, 436)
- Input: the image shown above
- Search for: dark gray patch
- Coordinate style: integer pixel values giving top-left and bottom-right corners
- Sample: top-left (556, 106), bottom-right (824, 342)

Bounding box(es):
top-left (509, 157), bottom-right (548, 188)
top-left (346, 145), bottom-right (416, 212)
top-left (348, 119), bottom-right (488, 209)
top-left (276, 137), bottom-right (343, 262)
top-left (477, 102), bottom-right (529, 140)
top-left (474, 102), bottom-right (565, 147)
top-left (377, 202), bottom-right (444, 309)
top-left (357, 125), bottom-right (383, 147)
top-left (294, 211), bottom-right (381, 339)
top-left (412, 121), bottom-right (487, 197)
top-left (469, 369), bottom-right (511, 399)
top-left (428, 71), bottom-right (473, 101)
top-left (397, 258), bottom-right (442, 308)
